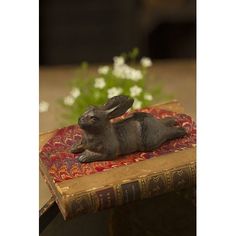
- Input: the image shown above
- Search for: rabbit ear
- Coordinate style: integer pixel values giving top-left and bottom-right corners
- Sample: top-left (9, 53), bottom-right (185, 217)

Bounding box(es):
top-left (103, 95), bottom-right (134, 119)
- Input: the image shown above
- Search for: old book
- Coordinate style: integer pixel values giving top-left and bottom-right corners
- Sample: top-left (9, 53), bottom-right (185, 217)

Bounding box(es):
top-left (39, 100), bottom-right (196, 220)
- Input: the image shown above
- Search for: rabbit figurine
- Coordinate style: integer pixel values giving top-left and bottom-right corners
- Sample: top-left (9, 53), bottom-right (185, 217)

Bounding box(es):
top-left (71, 95), bottom-right (186, 163)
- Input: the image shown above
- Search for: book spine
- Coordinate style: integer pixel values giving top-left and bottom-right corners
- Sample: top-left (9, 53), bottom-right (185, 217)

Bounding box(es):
top-left (65, 161), bottom-right (196, 219)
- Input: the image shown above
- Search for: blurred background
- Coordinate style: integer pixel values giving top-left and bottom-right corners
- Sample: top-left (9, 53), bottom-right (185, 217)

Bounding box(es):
top-left (40, 0), bottom-right (195, 65)
top-left (40, 1), bottom-right (196, 235)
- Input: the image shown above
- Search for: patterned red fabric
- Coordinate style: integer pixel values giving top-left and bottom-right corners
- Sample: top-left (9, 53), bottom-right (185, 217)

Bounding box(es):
top-left (40, 107), bottom-right (196, 183)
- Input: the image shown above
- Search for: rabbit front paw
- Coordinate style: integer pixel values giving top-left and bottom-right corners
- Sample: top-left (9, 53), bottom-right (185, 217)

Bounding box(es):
top-left (77, 154), bottom-right (90, 163)
top-left (77, 150), bottom-right (106, 163)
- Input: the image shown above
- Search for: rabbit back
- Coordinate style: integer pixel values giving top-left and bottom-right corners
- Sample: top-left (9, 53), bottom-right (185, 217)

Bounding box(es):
top-left (114, 112), bottom-right (186, 155)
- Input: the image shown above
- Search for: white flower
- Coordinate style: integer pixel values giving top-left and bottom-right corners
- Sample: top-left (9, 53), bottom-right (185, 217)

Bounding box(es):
top-left (107, 87), bottom-right (123, 98)
top-left (144, 93), bottom-right (153, 101)
top-left (113, 56), bottom-right (124, 66)
top-left (140, 57), bottom-right (152, 67)
top-left (133, 98), bottom-right (142, 109)
top-left (94, 77), bottom-right (106, 89)
top-left (112, 64), bottom-right (126, 79)
top-left (98, 66), bottom-right (109, 75)
top-left (39, 101), bottom-right (49, 113)
top-left (70, 88), bottom-right (81, 98)
top-left (112, 63), bottom-right (142, 81)
top-left (130, 85), bottom-right (142, 97)
top-left (129, 69), bottom-right (142, 81)
top-left (64, 95), bottom-right (75, 106)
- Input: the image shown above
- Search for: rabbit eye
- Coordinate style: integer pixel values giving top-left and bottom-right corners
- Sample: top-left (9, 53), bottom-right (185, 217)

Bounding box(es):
top-left (90, 116), bottom-right (98, 122)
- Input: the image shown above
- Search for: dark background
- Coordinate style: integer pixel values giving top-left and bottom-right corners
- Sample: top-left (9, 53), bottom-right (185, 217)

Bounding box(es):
top-left (39, 0), bottom-right (196, 65)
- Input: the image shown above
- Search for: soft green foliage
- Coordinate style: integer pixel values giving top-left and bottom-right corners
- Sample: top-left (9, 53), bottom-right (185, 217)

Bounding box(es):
top-left (60, 48), bottom-right (171, 124)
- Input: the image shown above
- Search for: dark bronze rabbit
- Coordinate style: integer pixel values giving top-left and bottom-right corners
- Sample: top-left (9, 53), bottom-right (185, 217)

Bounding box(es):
top-left (71, 95), bottom-right (186, 163)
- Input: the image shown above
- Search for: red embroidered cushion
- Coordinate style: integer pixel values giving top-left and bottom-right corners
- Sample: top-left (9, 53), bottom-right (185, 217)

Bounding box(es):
top-left (40, 107), bottom-right (196, 183)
